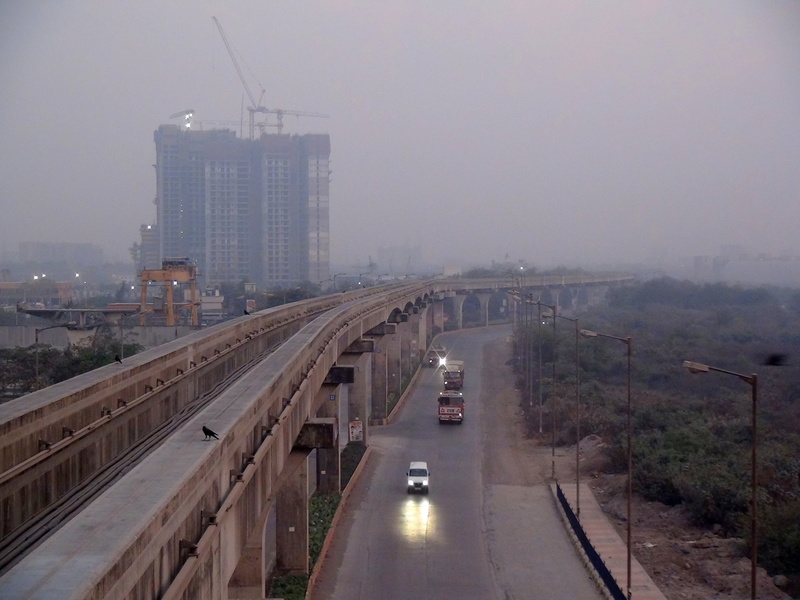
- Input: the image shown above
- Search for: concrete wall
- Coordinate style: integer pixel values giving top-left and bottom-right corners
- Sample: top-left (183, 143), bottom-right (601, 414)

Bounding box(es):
top-left (0, 325), bottom-right (197, 350)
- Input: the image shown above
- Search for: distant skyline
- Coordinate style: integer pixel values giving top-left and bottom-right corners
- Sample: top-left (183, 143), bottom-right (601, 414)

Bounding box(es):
top-left (2, 2), bottom-right (799, 271)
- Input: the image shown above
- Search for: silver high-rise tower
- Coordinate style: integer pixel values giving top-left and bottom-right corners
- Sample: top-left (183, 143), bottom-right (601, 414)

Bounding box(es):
top-left (153, 125), bottom-right (330, 289)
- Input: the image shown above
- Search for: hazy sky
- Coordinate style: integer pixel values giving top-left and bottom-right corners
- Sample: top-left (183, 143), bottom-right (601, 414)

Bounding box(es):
top-left (1, 1), bottom-right (799, 270)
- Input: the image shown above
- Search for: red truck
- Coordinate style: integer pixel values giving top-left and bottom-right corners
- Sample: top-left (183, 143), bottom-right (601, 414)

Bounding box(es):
top-left (438, 390), bottom-right (465, 424)
top-left (442, 360), bottom-right (465, 390)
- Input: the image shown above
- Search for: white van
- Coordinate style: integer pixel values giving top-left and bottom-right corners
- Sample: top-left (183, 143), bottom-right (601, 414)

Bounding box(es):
top-left (406, 461), bottom-right (430, 494)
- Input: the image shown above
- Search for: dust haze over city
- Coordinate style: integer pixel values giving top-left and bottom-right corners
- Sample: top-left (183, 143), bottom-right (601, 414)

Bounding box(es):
top-left (1, 1), bottom-right (799, 281)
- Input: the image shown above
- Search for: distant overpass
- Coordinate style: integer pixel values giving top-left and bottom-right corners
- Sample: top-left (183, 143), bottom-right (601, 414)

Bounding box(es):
top-left (0, 274), bottom-right (632, 599)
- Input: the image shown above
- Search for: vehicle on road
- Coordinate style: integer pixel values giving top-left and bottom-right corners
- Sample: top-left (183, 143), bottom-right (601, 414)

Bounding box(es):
top-left (442, 360), bottom-right (465, 389)
top-left (406, 461), bottom-right (430, 494)
top-left (425, 344), bottom-right (446, 367)
top-left (438, 390), bottom-right (464, 424)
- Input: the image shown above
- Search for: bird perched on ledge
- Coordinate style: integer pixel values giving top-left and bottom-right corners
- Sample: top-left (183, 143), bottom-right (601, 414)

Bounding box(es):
top-left (114, 354), bottom-right (122, 364)
top-left (202, 425), bottom-right (219, 440)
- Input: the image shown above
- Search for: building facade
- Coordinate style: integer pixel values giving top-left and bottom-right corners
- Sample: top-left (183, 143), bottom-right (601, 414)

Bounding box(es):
top-left (152, 125), bottom-right (330, 289)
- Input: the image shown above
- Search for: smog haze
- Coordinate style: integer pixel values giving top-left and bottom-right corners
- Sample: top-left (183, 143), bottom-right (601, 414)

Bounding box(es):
top-left (1, 1), bottom-right (799, 271)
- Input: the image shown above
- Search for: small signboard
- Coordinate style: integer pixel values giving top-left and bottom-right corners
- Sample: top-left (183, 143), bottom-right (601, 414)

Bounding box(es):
top-left (349, 420), bottom-right (363, 442)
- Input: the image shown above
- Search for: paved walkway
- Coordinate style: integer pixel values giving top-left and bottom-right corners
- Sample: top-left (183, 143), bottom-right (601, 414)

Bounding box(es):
top-left (553, 483), bottom-right (668, 600)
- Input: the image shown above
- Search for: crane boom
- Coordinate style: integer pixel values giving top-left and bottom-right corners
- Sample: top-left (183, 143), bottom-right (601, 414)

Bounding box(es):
top-left (268, 108), bottom-right (330, 134)
top-left (212, 16), bottom-right (265, 139)
top-left (212, 16), bottom-right (258, 109)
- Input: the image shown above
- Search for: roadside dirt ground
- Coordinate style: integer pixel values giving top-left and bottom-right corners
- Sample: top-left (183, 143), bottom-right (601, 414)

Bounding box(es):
top-left (480, 332), bottom-right (791, 600)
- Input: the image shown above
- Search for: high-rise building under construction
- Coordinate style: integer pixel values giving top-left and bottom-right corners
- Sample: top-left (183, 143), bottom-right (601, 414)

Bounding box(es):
top-left (152, 124), bottom-right (330, 289)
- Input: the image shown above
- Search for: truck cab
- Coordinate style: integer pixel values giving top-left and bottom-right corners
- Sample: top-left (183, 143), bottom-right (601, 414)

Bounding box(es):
top-left (407, 461), bottom-right (430, 494)
top-left (438, 390), bottom-right (465, 423)
top-left (442, 360), bottom-right (465, 390)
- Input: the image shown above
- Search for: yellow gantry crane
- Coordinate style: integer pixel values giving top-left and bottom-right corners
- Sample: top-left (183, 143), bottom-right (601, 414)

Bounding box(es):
top-left (139, 258), bottom-right (199, 327)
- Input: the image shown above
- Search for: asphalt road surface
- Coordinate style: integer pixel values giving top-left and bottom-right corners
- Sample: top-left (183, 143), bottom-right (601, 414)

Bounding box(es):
top-left (310, 325), bottom-right (602, 600)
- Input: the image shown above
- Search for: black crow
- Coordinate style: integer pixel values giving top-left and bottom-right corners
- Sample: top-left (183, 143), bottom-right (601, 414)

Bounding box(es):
top-left (763, 353), bottom-right (789, 366)
top-left (243, 308), bottom-right (250, 315)
top-left (114, 354), bottom-right (122, 364)
top-left (202, 425), bottom-right (219, 440)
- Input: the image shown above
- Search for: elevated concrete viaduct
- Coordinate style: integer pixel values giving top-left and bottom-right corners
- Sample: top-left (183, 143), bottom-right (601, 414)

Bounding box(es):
top-left (0, 274), bottom-right (632, 599)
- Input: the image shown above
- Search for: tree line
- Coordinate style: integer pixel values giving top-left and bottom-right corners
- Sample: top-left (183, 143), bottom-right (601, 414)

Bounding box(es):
top-left (514, 277), bottom-right (800, 580)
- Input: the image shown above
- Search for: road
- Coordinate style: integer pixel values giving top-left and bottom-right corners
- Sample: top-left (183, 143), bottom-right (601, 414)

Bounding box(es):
top-left (310, 325), bottom-right (603, 600)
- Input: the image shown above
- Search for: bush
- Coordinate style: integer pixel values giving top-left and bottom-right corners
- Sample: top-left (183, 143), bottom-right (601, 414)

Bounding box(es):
top-left (269, 574), bottom-right (308, 600)
top-left (309, 493), bottom-right (340, 567)
top-left (341, 441), bottom-right (367, 489)
top-left (511, 277), bottom-right (800, 578)
top-left (759, 500), bottom-right (800, 575)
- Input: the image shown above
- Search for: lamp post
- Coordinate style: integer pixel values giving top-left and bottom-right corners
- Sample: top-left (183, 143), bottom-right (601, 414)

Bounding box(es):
top-left (581, 328), bottom-right (632, 599)
top-left (556, 314), bottom-right (581, 518)
top-left (538, 301), bottom-right (557, 480)
top-left (537, 302), bottom-right (543, 433)
top-left (526, 295), bottom-right (533, 409)
top-left (34, 322), bottom-right (73, 390)
top-left (683, 360), bottom-right (758, 600)
top-left (527, 295), bottom-right (534, 411)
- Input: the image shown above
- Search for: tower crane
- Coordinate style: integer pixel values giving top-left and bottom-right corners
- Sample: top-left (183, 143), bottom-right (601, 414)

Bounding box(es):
top-left (211, 16), bottom-right (329, 138)
top-left (212, 16), bottom-right (265, 140)
top-left (169, 109), bottom-right (195, 130)
top-left (265, 108), bottom-right (329, 135)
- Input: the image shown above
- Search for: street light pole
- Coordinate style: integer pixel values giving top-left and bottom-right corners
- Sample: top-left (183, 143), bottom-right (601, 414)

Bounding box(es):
top-left (537, 302), bottom-right (543, 434)
top-left (523, 296), bottom-right (529, 406)
top-left (581, 328), bottom-right (632, 599)
top-left (119, 314), bottom-right (127, 361)
top-left (527, 295), bottom-right (534, 409)
top-left (538, 301), bottom-right (557, 479)
top-left (556, 314), bottom-right (581, 518)
top-left (683, 360), bottom-right (758, 600)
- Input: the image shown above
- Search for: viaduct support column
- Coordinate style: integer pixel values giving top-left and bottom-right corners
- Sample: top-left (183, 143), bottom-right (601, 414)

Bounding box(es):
top-left (228, 505), bottom-right (273, 600)
top-left (385, 322), bottom-right (403, 403)
top-left (337, 347), bottom-right (372, 446)
top-left (366, 323), bottom-right (395, 424)
top-left (431, 296), bottom-right (445, 335)
top-left (275, 451), bottom-right (311, 575)
top-left (393, 314), bottom-right (412, 393)
top-left (413, 305), bottom-right (427, 365)
top-left (474, 292), bottom-right (493, 326)
top-left (449, 293), bottom-right (467, 330)
top-left (314, 378), bottom-right (348, 494)
top-left (550, 288), bottom-right (561, 314)
top-left (586, 285), bottom-right (607, 308)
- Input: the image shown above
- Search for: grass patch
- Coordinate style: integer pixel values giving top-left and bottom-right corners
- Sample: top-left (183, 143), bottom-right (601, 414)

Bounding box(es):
top-left (341, 441), bottom-right (367, 489)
